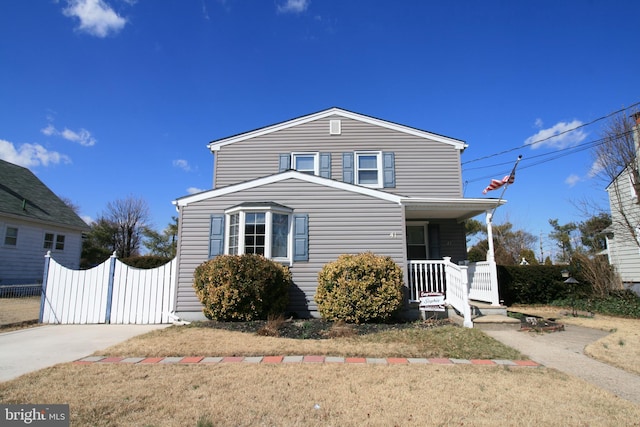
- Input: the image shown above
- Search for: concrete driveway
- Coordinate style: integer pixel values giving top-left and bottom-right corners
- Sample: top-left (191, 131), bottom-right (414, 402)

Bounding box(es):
top-left (0, 324), bottom-right (168, 382)
top-left (485, 325), bottom-right (640, 405)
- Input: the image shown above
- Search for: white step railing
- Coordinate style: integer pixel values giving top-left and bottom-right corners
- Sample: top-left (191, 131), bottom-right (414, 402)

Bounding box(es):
top-left (407, 258), bottom-right (473, 327)
top-left (467, 261), bottom-right (500, 305)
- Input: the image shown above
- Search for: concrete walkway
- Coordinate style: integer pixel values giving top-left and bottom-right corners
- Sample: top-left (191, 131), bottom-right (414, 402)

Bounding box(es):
top-left (0, 324), bottom-right (168, 382)
top-left (485, 325), bottom-right (640, 405)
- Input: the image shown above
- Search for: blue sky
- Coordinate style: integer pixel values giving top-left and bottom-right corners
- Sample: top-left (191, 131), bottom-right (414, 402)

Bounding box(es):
top-left (1, 0), bottom-right (639, 260)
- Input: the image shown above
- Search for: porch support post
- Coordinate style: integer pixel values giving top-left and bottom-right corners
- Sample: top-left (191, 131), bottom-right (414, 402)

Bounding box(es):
top-left (485, 211), bottom-right (495, 263)
top-left (485, 211), bottom-right (500, 306)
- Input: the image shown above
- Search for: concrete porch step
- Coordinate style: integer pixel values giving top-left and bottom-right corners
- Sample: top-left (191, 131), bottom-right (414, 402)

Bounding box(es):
top-left (472, 315), bottom-right (521, 331)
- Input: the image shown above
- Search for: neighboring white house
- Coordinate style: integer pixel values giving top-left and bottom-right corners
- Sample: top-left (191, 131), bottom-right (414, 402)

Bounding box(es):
top-left (604, 113), bottom-right (640, 293)
top-left (0, 159), bottom-right (89, 285)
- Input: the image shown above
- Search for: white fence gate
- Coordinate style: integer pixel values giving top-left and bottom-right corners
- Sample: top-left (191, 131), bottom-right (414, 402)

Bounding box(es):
top-left (40, 252), bottom-right (177, 324)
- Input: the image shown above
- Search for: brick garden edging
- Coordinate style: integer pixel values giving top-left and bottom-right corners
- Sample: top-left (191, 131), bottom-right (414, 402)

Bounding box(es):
top-left (74, 356), bottom-right (540, 367)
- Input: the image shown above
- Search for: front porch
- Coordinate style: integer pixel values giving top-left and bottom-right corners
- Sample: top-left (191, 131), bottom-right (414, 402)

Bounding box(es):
top-left (401, 199), bottom-right (510, 328)
top-left (407, 258), bottom-right (506, 328)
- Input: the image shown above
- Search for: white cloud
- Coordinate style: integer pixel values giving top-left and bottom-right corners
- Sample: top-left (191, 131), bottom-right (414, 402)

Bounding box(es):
top-left (81, 215), bottom-right (94, 225)
top-left (588, 157), bottom-right (605, 178)
top-left (277, 0), bottom-right (310, 14)
top-left (0, 139), bottom-right (71, 168)
top-left (534, 118), bottom-right (544, 128)
top-left (63, 0), bottom-right (127, 38)
top-left (565, 174), bottom-right (581, 187)
top-left (525, 120), bottom-right (587, 150)
top-left (41, 123), bottom-right (97, 147)
top-left (173, 159), bottom-right (192, 172)
top-left (187, 187), bottom-right (205, 195)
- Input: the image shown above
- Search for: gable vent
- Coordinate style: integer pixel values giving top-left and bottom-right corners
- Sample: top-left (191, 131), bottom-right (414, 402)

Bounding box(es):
top-left (329, 119), bottom-right (341, 135)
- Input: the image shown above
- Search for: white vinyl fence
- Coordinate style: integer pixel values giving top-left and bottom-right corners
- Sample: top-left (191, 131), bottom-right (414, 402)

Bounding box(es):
top-left (40, 252), bottom-right (176, 324)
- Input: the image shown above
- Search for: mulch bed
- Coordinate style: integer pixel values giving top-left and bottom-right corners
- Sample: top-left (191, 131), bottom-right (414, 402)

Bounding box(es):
top-left (192, 318), bottom-right (453, 340)
top-left (509, 312), bottom-right (565, 333)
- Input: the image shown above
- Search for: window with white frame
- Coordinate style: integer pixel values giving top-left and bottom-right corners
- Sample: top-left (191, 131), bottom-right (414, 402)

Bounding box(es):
top-left (44, 232), bottom-right (66, 250)
top-left (4, 226), bottom-right (18, 246)
top-left (355, 151), bottom-right (382, 187)
top-left (225, 205), bottom-right (293, 261)
top-left (292, 152), bottom-right (319, 175)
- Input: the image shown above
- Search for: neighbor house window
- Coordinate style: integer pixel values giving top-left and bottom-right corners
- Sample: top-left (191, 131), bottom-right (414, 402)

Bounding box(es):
top-left (224, 204), bottom-right (293, 262)
top-left (44, 233), bottom-right (66, 251)
top-left (4, 227), bottom-right (18, 246)
top-left (355, 151), bottom-right (382, 187)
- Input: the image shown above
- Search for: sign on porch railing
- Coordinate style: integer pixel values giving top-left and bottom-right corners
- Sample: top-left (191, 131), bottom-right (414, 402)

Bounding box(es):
top-left (418, 292), bottom-right (446, 312)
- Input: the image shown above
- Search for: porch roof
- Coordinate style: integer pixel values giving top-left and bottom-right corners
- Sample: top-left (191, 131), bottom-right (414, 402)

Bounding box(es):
top-left (401, 197), bottom-right (505, 221)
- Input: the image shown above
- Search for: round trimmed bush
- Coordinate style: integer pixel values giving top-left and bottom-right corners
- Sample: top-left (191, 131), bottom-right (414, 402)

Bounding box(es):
top-left (193, 254), bottom-right (292, 321)
top-left (315, 252), bottom-right (404, 323)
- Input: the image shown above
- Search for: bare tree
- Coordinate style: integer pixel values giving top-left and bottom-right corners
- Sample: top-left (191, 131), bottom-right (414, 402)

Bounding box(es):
top-left (104, 196), bottom-right (151, 258)
top-left (592, 110), bottom-right (640, 249)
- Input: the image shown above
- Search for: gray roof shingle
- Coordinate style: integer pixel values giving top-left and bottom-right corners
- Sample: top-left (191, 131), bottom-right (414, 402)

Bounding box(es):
top-left (0, 159), bottom-right (89, 231)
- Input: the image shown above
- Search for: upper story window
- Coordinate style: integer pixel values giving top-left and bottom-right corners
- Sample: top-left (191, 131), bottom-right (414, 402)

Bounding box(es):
top-left (356, 152), bottom-right (383, 187)
top-left (44, 233), bottom-right (65, 251)
top-left (343, 151), bottom-right (395, 189)
top-left (292, 153), bottom-right (318, 175)
top-left (4, 226), bottom-right (18, 246)
top-left (279, 153), bottom-right (331, 178)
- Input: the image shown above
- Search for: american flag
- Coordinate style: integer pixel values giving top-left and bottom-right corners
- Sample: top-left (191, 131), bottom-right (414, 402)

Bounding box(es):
top-left (482, 172), bottom-right (515, 194)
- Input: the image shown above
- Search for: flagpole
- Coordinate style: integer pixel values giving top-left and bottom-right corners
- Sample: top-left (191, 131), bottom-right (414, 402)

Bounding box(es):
top-left (490, 155), bottom-right (523, 220)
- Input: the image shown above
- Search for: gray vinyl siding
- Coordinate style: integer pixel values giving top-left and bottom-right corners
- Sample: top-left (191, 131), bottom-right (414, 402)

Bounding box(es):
top-left (214, 115), bottom-right (462, 198)
top-left (175, 178), bottom-right (405, 314)
top-left (606, 170), bottom-right (640, 283)
top-left (0, 216), bottom-right (83, 284)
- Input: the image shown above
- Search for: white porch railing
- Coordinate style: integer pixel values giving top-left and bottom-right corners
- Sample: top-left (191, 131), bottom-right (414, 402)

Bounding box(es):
top-left (408, 258), bottom-right (498, 328)
top-left (467, 261), bottom-right (500, 306)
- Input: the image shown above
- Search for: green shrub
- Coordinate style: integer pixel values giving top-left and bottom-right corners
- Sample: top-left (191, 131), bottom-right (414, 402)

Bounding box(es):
top-left (193, 254), bottom-right (292, 321)
top-left (498, 265), bottom-right (572, 305)
top-left (121, 255), bottom-right (172, 269)
top-left (551, 290), bottom-right (640, 318)
top-left (315, 252), bottom-right (404, 324)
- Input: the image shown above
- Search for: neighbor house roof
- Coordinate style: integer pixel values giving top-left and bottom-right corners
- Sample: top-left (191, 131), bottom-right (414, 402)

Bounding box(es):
top-left (0, 159), bottom-right (89, 231)
top-left (207, 107), bottom-right (468, 152)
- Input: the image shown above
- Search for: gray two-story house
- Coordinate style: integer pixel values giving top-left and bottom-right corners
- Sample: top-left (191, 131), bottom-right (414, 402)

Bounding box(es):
top-left (172, 108), bottom-right (502, 324)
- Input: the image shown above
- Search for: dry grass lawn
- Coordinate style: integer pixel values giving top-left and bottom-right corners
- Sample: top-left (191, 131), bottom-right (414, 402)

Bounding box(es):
top-left (0, 296), bottom-right (40, 325)
top-left (510, 305), bottom-right (640, 375)
top-left (2, 363), bottom-right (640, 426)
top-left (98, 323), bottom-right (524, 360)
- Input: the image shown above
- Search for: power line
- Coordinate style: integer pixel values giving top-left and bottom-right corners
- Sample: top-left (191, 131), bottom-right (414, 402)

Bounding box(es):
top-left (463, 122), bottom-right (638, 184)
top-left (462, 101), bottom-right (640, 166)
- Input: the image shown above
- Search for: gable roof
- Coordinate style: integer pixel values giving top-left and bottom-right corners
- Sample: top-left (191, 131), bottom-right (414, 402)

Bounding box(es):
top-left (173, 170), bottom-right (501, 221)
top-left (207, 107), bottom-right (468, 152)
top-left (0, 159), bottom-right (89, 231)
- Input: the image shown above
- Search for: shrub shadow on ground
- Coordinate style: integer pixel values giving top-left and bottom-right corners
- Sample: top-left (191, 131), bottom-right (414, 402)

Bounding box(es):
top-left (191, 318), bottom-right (453, 340)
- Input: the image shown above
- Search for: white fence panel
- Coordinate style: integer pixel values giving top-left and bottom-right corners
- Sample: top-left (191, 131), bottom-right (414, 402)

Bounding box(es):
top-left (40, 253), bottom-right (176, 325)
top-left (41, 256), bottom-right (111, 324)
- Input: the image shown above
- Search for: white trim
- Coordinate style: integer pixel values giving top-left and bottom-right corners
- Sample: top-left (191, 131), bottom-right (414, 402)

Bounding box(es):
top-left (173, 171), bottom-right (404, 207)
top-left (207, 108), bottom-right (467, 152)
